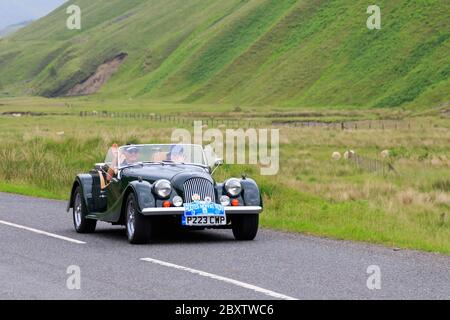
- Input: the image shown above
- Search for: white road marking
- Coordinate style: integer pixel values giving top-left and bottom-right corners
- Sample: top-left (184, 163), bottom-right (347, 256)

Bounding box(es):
top-left (0, 219), bottom-right (86, 244)
top-left (140, 257), bottom-right (297, 300)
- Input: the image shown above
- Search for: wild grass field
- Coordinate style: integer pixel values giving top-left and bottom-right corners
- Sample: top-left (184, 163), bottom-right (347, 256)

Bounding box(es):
top-left (0, 98), bottom-right (449, 254)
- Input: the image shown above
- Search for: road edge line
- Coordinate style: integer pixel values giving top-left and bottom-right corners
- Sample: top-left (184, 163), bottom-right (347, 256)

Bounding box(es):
top-left (140, 257), bottom-right (297, 300)
top-left (0, 219), bottom-right (86, 244)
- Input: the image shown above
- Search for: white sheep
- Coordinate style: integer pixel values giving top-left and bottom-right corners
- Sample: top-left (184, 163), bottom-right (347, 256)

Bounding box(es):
top-left (344, 150), bottom-right (356, 159)
top-left (380, 150), bottom-right (390, 159)
top-left (331, 152), bottom-right (342, 161)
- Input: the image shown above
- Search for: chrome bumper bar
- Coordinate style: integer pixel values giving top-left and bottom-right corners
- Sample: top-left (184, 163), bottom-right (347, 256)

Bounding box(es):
top-left (141, 206), bottom-right (262, 216)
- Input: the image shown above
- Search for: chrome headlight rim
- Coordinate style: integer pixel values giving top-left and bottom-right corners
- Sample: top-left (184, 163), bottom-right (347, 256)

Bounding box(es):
top-left (154, 179), bottom-right (172, 199)
top-left (220, 195), bottom-right (231, 206)
top-left (224, 178), bottom-right (242, 197)
top-left (172, 195), bottom-right (183, 207)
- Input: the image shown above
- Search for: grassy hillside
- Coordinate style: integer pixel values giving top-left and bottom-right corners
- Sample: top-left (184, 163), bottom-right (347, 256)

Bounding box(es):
top-left (1, 0), bottom-right (450, 109)
top-left (0, 21), bottom-right (33, 38)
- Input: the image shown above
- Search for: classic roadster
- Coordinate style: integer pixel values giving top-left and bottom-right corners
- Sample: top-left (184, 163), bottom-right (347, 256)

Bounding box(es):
top-left (67, 144), bottom-right (263, 244)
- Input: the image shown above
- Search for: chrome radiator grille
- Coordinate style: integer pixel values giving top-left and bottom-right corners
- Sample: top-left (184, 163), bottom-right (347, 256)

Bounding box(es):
top-left (183, 178), bottom-right (216, 203)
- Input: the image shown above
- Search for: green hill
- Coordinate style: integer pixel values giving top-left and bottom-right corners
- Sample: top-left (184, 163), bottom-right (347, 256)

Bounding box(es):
top-left (1, 0), bottom-right (449, 109)
top-left (0, 21), bottom-right (33, 38)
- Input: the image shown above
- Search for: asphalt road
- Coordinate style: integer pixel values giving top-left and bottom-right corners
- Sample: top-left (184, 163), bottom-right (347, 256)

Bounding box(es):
top-left (0, 192), bottom-right (449, 300)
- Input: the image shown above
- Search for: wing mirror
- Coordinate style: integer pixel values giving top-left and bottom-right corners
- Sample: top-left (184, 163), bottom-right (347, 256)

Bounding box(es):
top-left (94, 163), bottom-right (106, 170)
top-left (211, 158), bottom-right (223, 175)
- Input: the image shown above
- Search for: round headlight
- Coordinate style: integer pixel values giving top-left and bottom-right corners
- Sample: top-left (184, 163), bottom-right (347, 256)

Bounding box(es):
top-left (220, 195), bottom-right (230, 206)
top-left (225, 178), bottom-right (242, 197)
top-left (154, 179), bottom-right (172, 198)
top-left (173, 196), bottom-right (183, 207)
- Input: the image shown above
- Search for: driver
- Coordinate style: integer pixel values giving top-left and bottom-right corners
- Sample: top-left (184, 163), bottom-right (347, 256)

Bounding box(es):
top-left (121, 146), bottom-right (140, 166)
top-left (167, 145), bottom-right (186, 162)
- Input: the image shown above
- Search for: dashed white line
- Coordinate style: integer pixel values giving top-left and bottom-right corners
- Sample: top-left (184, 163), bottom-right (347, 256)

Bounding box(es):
top-left (0, 219), bottom-right (86, 244)
top-left (140, 257), bottom-right (297, 300)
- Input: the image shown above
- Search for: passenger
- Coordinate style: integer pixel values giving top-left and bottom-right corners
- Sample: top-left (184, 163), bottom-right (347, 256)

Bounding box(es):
top-left (167, 145), bottom-right (186, 162)
top-left (106, 144), bottom-right (119, 182)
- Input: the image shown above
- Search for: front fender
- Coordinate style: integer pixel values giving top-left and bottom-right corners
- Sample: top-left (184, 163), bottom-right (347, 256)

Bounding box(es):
top-left (67, 174), bottom-right (93, 212)
top-left (241, 178), bottom-right (262, 207)
top-left (126, 180), bottom-right (156, 213)
top-left (215, 178), bottom-right (263, 208)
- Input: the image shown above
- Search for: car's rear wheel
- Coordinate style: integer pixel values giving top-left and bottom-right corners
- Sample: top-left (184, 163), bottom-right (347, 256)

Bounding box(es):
top-left (73, 186), bottom-right (97, 233)
top-left (126, 193), bottom-right (152, 244)
top-left (232, 214), bottom-right (259, 240)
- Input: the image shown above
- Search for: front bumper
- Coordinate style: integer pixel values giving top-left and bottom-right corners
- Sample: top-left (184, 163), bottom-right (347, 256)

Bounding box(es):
top-left (141, 206), bottom-right (263, 216)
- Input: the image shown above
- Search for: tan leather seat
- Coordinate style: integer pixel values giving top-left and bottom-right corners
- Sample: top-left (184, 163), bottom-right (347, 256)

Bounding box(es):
top-left (153, 152), bottom-right (168, 162)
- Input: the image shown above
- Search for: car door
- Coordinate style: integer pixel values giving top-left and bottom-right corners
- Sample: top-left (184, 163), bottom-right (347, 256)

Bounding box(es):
top-left (106, 174), bottom-right (123, 214)
top-left (98, 145), bottom-right (123, 221)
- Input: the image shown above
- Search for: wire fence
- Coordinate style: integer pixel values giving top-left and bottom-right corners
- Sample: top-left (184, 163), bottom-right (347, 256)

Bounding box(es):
top-left (348, 153), bottom-right (397, 174)
top-left (78, 110), bottom-right (416, 130)
top-left (78, 110), bottom-right (266, 128)
top-left (0, 110), bottom-right (419, 130)
top-left (272, 119), bottom-right (414, 130)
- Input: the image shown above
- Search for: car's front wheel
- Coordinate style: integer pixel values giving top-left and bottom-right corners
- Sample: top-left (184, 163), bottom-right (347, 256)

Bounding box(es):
top-left (125, 193), bottom-right (152, 244)
top-left (73, 186), bottom-right (97, 233)
top-left (232, 214), bottom-right (259, 240)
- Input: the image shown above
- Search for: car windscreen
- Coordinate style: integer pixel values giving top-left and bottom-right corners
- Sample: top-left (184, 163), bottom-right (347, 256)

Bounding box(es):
top-left (117, 144), bottom-right (205, 168)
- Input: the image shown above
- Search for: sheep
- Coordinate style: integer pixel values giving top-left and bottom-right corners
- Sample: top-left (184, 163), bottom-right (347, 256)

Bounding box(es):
top-left (331, 151), bottom-right (342, 161)
top-left (344, 150), bottom-right (356, 159)
top-left (380, 149), bottom-right (390, 159)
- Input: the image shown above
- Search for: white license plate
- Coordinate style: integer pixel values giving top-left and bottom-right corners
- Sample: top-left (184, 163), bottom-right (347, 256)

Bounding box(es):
top-left (184, 215), bottom-right (226, 226)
